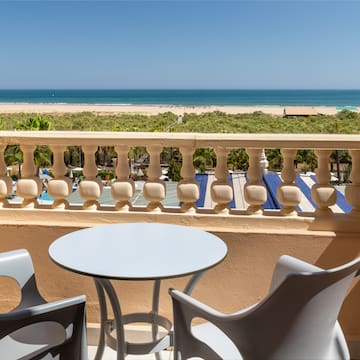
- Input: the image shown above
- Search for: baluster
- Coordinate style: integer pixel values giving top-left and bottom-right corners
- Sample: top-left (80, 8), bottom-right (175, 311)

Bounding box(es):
top-left (277, 148), bottom-right (301, 216)
top-left (211, 147), bottom-right (233, 214)
top-left (177, 146), bottom-right (199, 213)
top-left (111, 145), bottom-right (135, 211)
top-left (143, 145), bottom-right (166, 212)
top-left (345, 149), bottom-right (360, 216)
top-left (0, 144), bottom-right (12, 207)
top-left (16, 144), bottom-right (42, 208)
top-left (244, 148), bottom-right (267, 215)
top-left (78, 145), bottom-right (103, 210)
top-left (259, 148), bottom-right (269, 173)
top-left (311, 150), bottom-right (336, 215)
top-left (47, 145), bottom-right (72, 209)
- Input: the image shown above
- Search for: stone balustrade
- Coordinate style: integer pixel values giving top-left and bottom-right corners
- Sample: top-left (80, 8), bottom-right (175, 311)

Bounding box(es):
top-left (0, 131), bottom-right (359, 231)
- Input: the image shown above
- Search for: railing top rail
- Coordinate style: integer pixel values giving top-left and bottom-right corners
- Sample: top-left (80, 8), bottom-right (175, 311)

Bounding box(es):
top-left (1, 131), bottom-right (360, 149)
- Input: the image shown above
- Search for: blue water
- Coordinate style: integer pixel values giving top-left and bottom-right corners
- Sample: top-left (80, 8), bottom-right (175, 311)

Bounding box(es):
top-left (38, 191), bottom-right (54, 202)
top-left (0, 89), bottom-right (359, 106)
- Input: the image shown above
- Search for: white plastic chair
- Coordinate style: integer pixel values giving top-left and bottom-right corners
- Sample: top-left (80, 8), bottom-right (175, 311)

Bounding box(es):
top-left (169, 255), bottom-right (360, 360)
top-left (0, 249), bottom-right (87, 360)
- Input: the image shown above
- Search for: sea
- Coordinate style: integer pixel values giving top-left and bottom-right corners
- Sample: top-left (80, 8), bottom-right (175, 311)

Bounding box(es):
top-left (0, 89), bottom-right (359, 107)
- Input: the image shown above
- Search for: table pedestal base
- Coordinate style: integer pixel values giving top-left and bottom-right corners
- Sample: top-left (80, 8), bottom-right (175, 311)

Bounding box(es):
top-left (93, 272), bottom-right (204, 360)
top-left (106, 313), bottom-right (172, 354)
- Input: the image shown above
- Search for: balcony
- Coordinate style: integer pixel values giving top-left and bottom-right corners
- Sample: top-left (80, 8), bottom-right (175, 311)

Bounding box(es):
top-left (0, 131), bottom-right (359, 358)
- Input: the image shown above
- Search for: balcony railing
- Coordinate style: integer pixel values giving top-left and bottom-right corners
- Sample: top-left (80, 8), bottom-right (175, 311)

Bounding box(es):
top-left (0, 131), bottom-right (359, 231)
top-left (1, 130), bottom-right (359, 357)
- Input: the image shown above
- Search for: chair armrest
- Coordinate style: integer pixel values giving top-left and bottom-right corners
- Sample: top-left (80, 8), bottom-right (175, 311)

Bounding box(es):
top-left (169, 289), bottom-right (253, 359)
top-left (169, 289), bottom-right (225, 321)
top-left (170, 288), bottom-right (230, 359)
top-left (4, 295), bottom-right (86, 320)
top-left (169, 288), bottom-right (259, 320)
top-left (0, 295), bottom-right (86, 338)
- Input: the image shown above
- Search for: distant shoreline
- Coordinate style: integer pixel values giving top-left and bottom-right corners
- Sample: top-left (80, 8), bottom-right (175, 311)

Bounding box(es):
top-left (0, 103), bottom-right (346, 116)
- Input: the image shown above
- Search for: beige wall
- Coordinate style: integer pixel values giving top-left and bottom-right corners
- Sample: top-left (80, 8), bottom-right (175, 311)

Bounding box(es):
top-left (0, 222), bottom-right (359, 344)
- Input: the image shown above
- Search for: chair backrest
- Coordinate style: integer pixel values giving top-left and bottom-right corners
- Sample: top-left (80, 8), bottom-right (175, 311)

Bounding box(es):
top-left (226, 255), bottom-right (360, 359)
top-left (0, 249), bottom-right (46, 309)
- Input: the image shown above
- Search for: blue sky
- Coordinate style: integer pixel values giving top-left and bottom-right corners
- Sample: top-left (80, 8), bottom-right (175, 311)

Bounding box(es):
top-left (0, 1), bottom-right (359, 89)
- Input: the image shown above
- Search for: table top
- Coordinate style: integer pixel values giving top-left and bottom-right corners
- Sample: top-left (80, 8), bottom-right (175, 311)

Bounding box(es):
top-left (49, 222), bottom-right (227, 280)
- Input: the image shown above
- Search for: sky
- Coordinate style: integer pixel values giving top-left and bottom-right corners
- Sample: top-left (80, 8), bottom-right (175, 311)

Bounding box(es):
top-left (0, 0), bottom-right (359, 90)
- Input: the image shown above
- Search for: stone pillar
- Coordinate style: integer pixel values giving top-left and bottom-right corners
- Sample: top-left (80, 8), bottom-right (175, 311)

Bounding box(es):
top-left (177, 146), bottom-right (199, 213)
top-left (311, 150), bottom-right (336, 215)
top-left (16, 144), bottom-right (42, 208)
top-left (47, 145), bottom-right (72, 209)
top-left (111, 145), bottom-right (135, 211)
top-left (143, 145), bottom-right (166, 212)
top-left (78, 145), bottom-right (103, 210)
top-left (277, 148), bottom-right (301, 216)
top-left (345, 149), bottom-right (360, 216)
top-left (259, 148), bottom-right (269, 173)
top-left (211, 147), bottom-right (233, 214)
top-left (0, 144), bottom-right (12, 207)
top-left (244, 148), bottom-right (267, 215)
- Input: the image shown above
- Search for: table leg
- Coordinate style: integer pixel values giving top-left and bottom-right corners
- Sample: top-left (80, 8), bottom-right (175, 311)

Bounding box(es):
top-left (97, 278), bottom-right (127, 360)
top-left (93, 279), bottom-right (107, 360)
top-left (183, 271), bottom-right (205, 295)
top-left (152, 279), bottom-right (162, 360)
top-left (151, 279), bottom-right (161, 339)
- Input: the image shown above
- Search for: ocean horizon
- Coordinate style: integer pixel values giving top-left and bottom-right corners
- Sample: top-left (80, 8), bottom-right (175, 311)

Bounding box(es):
top-left (0, 89), bottom-right (359, 107)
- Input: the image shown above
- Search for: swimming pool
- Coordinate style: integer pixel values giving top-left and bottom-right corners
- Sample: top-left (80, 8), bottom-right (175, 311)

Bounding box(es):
top-left (38, 191), bottom-right (54, 202)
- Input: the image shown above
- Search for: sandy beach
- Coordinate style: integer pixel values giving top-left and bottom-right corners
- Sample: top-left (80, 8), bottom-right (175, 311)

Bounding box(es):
top-left (0, 103), bottom-right (342, 116)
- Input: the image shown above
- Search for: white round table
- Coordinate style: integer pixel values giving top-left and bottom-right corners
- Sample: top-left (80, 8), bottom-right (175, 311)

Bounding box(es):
top-left (49, 222), bottom-right (227, 360)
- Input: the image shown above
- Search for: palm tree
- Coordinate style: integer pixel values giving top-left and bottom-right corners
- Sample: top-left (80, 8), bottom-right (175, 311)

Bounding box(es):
top-left (227, 149), bottom-right (249, 171)
top-left (295, 150), bottom-right (317, 172)
top-left (5, 145), bottom-right (23, 178)
top-left (193, 148), bottom-right (216, 173)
